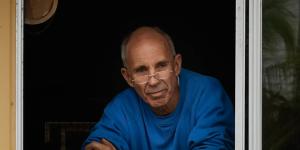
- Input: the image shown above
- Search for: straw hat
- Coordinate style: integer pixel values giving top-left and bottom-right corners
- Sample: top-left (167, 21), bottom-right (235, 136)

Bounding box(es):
top-left (24, 0), bottom-right (58, 25)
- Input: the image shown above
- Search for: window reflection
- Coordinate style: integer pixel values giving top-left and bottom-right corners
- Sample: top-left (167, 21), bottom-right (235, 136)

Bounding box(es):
top-left (262, 0), bottom-right (300, 149)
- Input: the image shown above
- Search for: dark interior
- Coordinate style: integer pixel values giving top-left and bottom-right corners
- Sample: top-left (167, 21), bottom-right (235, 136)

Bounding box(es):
top-left (24, 1), bottom-right (235, 149)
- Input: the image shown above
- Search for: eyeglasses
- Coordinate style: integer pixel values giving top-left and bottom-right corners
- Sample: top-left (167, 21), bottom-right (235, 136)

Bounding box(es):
top-left (132, 70), bottom-right (173, 84)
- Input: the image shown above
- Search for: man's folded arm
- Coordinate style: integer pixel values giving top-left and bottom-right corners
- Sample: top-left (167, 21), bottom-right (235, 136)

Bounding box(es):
top-left (82, 105), bottom-right (129, 150)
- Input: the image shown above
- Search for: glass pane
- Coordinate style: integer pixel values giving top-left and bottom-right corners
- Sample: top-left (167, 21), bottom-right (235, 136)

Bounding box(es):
top-left (262, 0), bottom-right (300, 149)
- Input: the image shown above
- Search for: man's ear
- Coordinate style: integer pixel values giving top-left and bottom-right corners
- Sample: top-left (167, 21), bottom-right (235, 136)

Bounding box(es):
top-left (121, 67), bottom-right (134, 87)
top-left (174, 54), bottom-right (182, 76)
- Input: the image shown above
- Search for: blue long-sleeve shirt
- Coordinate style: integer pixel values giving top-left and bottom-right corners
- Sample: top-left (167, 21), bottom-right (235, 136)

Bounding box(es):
top-left (82, 68), bottom-right (234, 150)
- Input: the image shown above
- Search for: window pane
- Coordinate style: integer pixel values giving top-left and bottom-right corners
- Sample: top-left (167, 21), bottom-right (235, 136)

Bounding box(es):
top-left (262, 0), bottom-right (300, 149)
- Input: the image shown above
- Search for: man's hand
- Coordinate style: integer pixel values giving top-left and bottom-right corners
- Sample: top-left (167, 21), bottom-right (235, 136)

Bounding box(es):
top-left (85, 139), bottom-right (116, 150)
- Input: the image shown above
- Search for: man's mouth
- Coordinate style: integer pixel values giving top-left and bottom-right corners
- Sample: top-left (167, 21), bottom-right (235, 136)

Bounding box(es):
top-left (147, 89), bottom-right (167, 98)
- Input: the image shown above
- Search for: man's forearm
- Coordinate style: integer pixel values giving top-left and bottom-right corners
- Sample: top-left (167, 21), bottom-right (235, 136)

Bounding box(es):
top-left (85, 139), bottom-right (116, 150)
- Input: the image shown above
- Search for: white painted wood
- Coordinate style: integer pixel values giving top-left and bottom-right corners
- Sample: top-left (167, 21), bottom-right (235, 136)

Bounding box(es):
top-left (16, 0), bottom-right (24, 149)
top-left (248, 0), bottom-right (262, 149)
top-left (235, 0), bottom-right (246, 149)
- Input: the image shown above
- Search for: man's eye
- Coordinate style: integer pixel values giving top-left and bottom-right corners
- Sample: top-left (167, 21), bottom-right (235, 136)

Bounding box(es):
top-left (136, 68), bottom-right (147, 73)
top-left (158, 63), bottom-right (168, 68)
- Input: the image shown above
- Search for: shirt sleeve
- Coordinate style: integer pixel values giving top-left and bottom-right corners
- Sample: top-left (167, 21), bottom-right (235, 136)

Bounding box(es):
top-left (81, 101), bottom-right (129, 150)
top-left (188, 78), bottom-right (235, 150)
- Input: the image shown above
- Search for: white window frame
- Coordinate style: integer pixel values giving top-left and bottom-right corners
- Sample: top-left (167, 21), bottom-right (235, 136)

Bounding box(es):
top-left (16, 0), bottom-right (24, 150)
top-left (248, 0), bottom-right (262, 149)
top-left (235, 0), bottom-right (246, 149)
top-left (236, 0), bottom-right (262, 149)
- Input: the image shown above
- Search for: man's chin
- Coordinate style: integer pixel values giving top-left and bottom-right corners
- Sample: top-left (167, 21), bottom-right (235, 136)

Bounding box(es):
top-left (146, 97), bottom-right (168, 108)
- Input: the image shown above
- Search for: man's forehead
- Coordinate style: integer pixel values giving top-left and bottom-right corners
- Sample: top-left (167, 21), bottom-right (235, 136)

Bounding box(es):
top-left (131, 57), bottom-right (170, 67)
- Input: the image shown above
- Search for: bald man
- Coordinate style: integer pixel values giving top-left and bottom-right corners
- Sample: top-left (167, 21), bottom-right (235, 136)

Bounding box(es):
top-left (82, 27), bottom-right (234, 150)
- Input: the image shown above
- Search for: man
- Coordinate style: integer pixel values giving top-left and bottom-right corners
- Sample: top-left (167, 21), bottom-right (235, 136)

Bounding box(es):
top-left (83, 26), bottom-right (234, 150)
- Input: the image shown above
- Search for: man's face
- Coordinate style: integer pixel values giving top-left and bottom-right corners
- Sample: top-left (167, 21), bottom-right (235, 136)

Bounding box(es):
top-left (121, 33), bottom-right (181, 110)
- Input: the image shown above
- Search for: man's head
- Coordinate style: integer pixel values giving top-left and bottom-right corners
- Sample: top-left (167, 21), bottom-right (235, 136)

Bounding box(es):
top-left (121, 26), bottom-right (182, 114)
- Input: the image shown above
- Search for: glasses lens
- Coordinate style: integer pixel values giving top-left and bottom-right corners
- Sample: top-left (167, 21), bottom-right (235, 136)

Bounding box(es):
top-left (134, 75), bottom-right (149, 84)
top-left (157, 70), bottom-right (172, 79)
top-left (133, 70), bottom-right (173, 84)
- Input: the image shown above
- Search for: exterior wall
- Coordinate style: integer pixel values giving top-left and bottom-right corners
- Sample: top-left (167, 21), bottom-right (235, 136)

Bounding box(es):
top-left (0, 0), bottom-right (16, 149)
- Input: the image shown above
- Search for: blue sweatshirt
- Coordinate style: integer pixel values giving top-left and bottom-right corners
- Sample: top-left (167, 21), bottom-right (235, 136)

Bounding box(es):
top-left (82, 68), bottom-right (234, 150)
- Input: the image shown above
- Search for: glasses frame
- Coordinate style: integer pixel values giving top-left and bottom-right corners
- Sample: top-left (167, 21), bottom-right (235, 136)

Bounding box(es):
top-left (131, 69), bottom-right (173, 84)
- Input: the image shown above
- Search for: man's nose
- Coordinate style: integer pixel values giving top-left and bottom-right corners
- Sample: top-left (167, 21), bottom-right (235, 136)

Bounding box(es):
top-left (147, 73), bottom-right (160, 86)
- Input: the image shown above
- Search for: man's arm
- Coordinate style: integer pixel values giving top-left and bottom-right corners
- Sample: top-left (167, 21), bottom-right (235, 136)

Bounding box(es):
top-left (85, 139), bottom-right (116, 150)
top-left (188, 78), bottom-right (235, 149)
top-left (82, 99), bottom-right (129, 150)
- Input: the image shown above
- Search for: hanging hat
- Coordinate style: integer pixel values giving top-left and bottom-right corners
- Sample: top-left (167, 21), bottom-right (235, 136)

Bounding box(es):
top-left (24, 0), bottom-right (58, 25)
